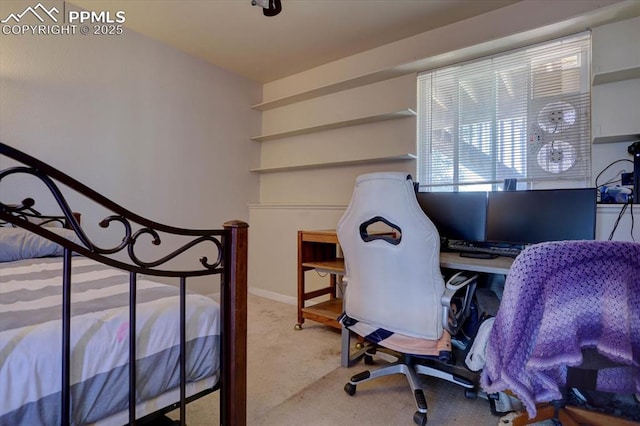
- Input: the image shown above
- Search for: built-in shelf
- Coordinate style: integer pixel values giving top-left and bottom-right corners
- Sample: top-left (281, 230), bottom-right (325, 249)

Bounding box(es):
top-left (592, 66), bottom-right (640, 85)
top-left (591, 17), bottom-right (640, 145)
top-left (251, 69), bottom-right (406, 111)
top-left (251, 109), bottom-right (416, 142)
top-left (250, 153), bottom-right (417, 173)
top-left (597, 203), bottom-right (640, 211)
top-left (592, 134), bottom-right (640, 144)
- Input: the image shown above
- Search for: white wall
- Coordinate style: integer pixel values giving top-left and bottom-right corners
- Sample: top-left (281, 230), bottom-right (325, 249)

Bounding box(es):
top-left (0, 15), bottom-right (261, 293)
top-left (250, 1), bottom-right (640, 301)
top-left (248, 204), bottom-right (346, 303)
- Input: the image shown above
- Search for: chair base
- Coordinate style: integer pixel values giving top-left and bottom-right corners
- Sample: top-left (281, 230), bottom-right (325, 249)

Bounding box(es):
top-left (344, 348), bottom-right (475, 425)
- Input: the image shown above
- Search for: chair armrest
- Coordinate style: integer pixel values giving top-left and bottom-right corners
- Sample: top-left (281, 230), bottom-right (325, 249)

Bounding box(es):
top-left (441, 271), bottom-right (478, 335)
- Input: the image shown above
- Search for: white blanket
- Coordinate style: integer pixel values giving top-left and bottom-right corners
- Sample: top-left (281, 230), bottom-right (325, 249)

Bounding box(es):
top-left (0, 257), bottom-right (221, 425)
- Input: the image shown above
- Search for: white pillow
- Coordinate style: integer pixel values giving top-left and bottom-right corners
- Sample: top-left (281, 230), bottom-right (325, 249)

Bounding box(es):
top-left (0, 227), bottom-right (83, 262)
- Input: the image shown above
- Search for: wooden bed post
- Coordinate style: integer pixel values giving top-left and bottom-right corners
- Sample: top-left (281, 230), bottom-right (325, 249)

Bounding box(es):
top-left (221, 220), bottom-right (248, 426)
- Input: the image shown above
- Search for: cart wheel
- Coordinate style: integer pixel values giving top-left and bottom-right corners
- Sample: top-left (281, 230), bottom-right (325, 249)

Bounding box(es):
top-left (413, 411), bottom-right (427, 425)
top-left (344, 383), bottom-right (356, 396)
top-left (465, 389), bottom-right (477, 399)
top-left (294, 324), bottom-right (302, 330)
top-left (364, 354), bottom-right (375, 365)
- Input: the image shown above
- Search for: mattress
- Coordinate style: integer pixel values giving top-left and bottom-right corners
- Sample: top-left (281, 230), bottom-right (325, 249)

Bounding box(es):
top-left (0, 256), bottom-right (221, 425)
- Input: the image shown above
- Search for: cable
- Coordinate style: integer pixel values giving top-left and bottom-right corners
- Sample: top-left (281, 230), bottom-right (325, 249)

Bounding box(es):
top-left (595, 159), bottom-right (633, 188)
top-left (597, 177), bottom-right (622, 189)
top-left (608, 202), bottom-right (629, 241)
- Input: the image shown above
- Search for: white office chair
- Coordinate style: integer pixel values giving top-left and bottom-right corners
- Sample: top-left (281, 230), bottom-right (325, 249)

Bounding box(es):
top-left (337, 172), bottom-right (478, 426)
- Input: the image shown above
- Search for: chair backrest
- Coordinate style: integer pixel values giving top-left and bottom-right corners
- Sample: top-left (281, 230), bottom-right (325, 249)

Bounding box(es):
top-left (337, 172), bottom-right (445, 340)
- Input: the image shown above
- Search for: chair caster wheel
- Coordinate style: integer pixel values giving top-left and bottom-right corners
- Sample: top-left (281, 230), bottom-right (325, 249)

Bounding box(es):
top-left (294, 324), bottom-right (302, 330)
top-left (413, 411), bottom-right (427, 425)
top-left (344, 383), bottom-right (356, 396)
top-left (465, 389), bottom-right (477, 399)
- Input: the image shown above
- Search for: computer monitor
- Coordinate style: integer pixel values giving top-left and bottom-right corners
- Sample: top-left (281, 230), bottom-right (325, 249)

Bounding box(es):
top-left (415, 191), bottom-right (488, 241)
top-left (486, 188), bottom-right (596, 245)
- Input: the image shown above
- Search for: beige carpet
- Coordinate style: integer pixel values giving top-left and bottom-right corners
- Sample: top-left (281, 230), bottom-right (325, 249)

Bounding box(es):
top-left (259, 364), bottom-right (498, 426)
top-left (169, 294), bottom-right (500, 425)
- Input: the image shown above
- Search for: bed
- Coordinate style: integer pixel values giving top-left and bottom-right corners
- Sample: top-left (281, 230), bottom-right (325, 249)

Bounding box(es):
top-left (0, 142), bottom-right (248, 426)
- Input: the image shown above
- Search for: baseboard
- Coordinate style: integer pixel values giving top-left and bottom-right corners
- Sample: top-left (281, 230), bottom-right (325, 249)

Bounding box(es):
top-left (249, 287), bottom-right (297, 305)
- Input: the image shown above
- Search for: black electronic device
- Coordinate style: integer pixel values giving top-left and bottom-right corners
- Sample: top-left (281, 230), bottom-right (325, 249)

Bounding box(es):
top-left (459, 251), bottom-right (499, 259)
top-left (486, 188), bottom-right (596, 245)
top-left (415, 191), bottom-right (487, 242)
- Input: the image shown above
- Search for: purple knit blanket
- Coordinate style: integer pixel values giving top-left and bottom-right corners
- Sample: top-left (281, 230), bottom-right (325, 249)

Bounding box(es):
top-left (481, 240), bottom-right (640, 418)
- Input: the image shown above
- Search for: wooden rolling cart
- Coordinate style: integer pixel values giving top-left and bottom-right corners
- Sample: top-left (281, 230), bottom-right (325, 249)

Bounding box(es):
top-left (295, 230), bottom-right (345, 330)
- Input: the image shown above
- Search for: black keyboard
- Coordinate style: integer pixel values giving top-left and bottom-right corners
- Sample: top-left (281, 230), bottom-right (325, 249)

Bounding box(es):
top-left (444, 240), bottom-right (524, 258)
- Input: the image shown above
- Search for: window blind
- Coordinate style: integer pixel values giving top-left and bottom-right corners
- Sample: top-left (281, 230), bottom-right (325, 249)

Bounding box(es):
top-left (417, 32), bottom-right (591, 191)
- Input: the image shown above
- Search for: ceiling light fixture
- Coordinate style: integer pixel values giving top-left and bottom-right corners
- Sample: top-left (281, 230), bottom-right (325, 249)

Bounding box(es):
top-left (251, 0), bottom-right (282, 17)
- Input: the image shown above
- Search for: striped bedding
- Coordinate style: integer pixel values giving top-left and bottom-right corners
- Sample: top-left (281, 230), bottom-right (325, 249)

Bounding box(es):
top-left (0, 256), bottom-right (221, 426)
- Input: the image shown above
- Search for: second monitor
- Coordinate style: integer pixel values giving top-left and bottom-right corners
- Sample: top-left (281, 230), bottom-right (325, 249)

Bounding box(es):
top-left (486, 188), bottom-right (596, 245)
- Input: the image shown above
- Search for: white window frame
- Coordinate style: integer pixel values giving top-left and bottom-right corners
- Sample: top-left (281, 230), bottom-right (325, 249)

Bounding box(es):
top-left (417, 32), bottom-right (592, 192)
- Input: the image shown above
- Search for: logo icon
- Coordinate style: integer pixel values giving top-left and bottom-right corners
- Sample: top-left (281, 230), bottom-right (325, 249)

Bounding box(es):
top-left (1, 2), bottom-right (59, 24)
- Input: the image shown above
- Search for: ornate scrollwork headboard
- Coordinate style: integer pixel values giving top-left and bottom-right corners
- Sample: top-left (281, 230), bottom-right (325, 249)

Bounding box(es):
top-left (0, 142), bottom-right (227, 277)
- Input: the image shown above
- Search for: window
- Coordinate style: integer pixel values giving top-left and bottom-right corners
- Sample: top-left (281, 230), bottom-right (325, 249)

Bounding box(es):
top-left (417, 32), bottom-right (591, 192)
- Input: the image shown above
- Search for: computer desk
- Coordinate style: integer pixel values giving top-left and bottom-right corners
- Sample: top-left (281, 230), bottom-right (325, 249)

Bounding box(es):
top-left (341, 252), bottom-right (515, 367)
top-left (439, 251), bottom-right (513, 275)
